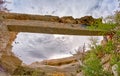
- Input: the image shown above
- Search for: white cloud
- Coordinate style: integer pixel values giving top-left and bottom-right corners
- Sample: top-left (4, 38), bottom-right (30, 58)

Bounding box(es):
top-left (7, 0), bottom-right (118, 17)
top-left (12, 33), bottom-right (102, 64)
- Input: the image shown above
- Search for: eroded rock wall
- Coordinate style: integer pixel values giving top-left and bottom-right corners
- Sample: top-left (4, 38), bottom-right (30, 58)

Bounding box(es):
top-left (0, 19), bottom-right (22, 74)
top-left (0, 21), bottom-right (9, 52)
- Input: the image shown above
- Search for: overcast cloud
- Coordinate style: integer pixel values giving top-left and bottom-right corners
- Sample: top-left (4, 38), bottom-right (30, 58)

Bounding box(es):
top-left (6, 0), bottom-right (119, 64)
top-left (8, 0), bottom-right (118, 17)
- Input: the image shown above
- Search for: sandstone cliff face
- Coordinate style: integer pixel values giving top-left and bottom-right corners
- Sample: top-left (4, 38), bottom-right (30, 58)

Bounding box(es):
top-left (0, 21), bottom-right (9, 52)
top-left (0, 20), bottom-right (22, 74)
top-left (0, 32), bottom-right (22, 74)
top-left (24, 53), bottom-right (85, 76)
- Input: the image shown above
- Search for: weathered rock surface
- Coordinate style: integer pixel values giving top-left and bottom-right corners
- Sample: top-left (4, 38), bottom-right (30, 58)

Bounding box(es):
top-left (101, 54), bottom-right (111, 72)
top-left (0, 54), bottom-right (22, 73)
top-left (0, 19), bottom-right (22, 74)
top-left (0, 21), bottom-right (9, 51)
top-left (23, 62), bottom-right (81, 76)
top-left (1, 12), bottom-right (101, 25)
top-left (0, 31), bottom-right (22, 74)
top-left (60, 16), bottom-right (76, 24)
top-left (32, 56), bottom-right (77, 66)
top-left (22, 54), bottom-right (85, 76)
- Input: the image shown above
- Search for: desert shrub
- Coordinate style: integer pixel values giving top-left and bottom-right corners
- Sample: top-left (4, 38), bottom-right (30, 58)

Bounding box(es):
top-left (88, 37), bottom-right (98, 49)
top-left (88, 37), bottom-right (105, 56)
top-left (110, 54), bottom-right (118, 66)
top-left (110, 54), bottom-right (120, 66)
top-left (12, 66), bottom-right (33, 75)
top-left (82, 36), bottom-right (116, 76)
top-left (102, 71), bottom-right (113, 76)
top-left (89, 36), bottom-right (115, 54)
top-left (103, 41), bottom-right (115, 54)
top-left (83, 52), bottom-right (113, 76)
top-left (83, 53), bottom-right (104, 76)
top-left (13, 66), bottom-right (45, 76)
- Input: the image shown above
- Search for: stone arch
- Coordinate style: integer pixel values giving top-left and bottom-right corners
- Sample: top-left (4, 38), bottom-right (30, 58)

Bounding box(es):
top-left (0, 12), bottom-right (114, 74)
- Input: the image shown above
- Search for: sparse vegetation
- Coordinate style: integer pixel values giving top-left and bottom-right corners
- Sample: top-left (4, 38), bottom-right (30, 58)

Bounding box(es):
top-left (83, 53), bottom-right (104, 76)
top-left (12, 66), bottom-right (46, 76)
top-left (81, 11), bottom-right (120, 76)
top-left (87, 19), bottom-right (116, 32)
top-left (115, 11), bottom-right (120, 24)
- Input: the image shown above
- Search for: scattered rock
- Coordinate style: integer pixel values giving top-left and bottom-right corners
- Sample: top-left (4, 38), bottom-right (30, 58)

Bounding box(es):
top-left (101, 54), bottom-right (111, 64)
top-left (0, 54), bottom-right (22, 73)
top-left (76, 16), bottom-right (95, 25)
top-left (60, 16), bottom-right (76, 24)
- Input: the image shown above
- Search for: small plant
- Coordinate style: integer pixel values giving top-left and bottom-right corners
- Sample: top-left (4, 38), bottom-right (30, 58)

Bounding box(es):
top-left (88, 37), bottom-right (104, 56)
top-left (88, 36), bottom-right (99, 49)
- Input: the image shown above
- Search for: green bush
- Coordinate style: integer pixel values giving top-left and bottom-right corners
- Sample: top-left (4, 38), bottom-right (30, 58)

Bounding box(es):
top-left (94, 41), bottom-right (115, 54)
top-left (93, 45), bottom-right (104, 55)
top-left (83, 53), bottom-right (104, 76)
top-left (104, 41), bottom-right (115, 54)
top-left (110, 54), bottom-right (118, 66)
top-left (83, 52), bottom-right (113, 76)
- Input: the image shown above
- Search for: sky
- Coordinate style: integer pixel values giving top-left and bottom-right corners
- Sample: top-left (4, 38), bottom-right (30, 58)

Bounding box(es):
top-left (6, 0), bottom-right (119, 64)
top-left (7, 0), bottom-right (119, 17)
